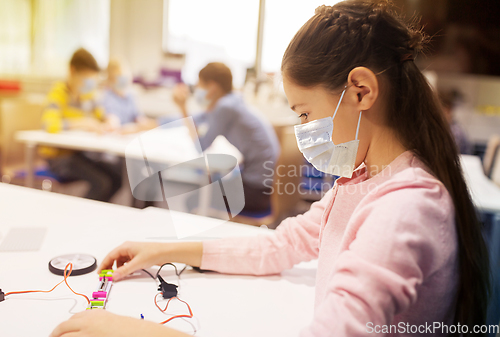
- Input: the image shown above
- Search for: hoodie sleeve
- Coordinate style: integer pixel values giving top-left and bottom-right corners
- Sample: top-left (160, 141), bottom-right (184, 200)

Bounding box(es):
top-left (200, 188), bottom-right (334, 275)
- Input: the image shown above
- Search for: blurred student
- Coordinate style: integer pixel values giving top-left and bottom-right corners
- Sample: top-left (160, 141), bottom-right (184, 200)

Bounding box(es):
top-left (101, 59), bottom-right (159, 208)
top-left (41, 48), bottom-right (123, 202)
top-left (51, 1), bottom-right (489, 337)
top-left (172, 62), bottom-right (280, 213)
top-left (101, 59), bottom-right (157, 134)
top-left (439, 90), bottom-right (471, 154)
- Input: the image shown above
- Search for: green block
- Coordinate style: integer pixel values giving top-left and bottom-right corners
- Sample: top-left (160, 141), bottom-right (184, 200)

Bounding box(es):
top-left (99, 269), bottom-right (114, 277)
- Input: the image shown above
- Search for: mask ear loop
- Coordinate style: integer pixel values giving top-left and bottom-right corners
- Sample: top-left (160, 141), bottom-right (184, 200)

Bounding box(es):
top-left (331, 87), bottom-right (347, 121)
top-left (355, 111), bottom-right (362, 140)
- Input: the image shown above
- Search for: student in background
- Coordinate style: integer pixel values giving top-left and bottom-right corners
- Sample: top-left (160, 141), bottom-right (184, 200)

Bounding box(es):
top-left (51, 1), bottom-right (489, 336)
top-left (439, 90), bottom-right (471, 154)
top-left (101, 59), bottom-right (157, 134)
top-left (101, 59), bottom-right (159, 208)
top-left (41, 48), bottom-right (123, 202)
top-left (172, 62), bottom-right (280, 213)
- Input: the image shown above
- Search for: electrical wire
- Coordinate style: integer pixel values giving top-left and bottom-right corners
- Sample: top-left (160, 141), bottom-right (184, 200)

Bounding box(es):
top-left (62, 265), bottom-right (91, 305)
top-left (180, 317), bottom-right (198, 336)
top-left (156, 263), bottom-right (187, 279)
top-left (5, 262), bottom-right (194, 329)
top-left (142, 264), bottom-right (194, 328)
top-left (178, 265), bottom-right (187, 277)
top-left (157, 263), bottom-right (178, 278)
top-left (154, 293), bottom-right (193, 324)
top-left (5, 263), bottom-right (90, 304)
top-left (141, 269), bottom-right (156, 280)
top-left (142, 263), bottom-right (187, 282)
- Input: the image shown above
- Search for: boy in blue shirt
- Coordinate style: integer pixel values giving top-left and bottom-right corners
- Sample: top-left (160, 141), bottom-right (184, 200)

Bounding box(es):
top-left (173, 62), bottom-right (280, 213)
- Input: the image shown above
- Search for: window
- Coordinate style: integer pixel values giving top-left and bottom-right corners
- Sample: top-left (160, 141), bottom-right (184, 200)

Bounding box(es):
top-left (0, 0), bottom-right (110, 76)
top-left (261, 0), bottom-right (342, 73)
top-left (0, 0), bottom-right (31, 74)
top-left (164, 0), bottom-right (260, 87)
top-left (32, 0), bottom-right (110, 76)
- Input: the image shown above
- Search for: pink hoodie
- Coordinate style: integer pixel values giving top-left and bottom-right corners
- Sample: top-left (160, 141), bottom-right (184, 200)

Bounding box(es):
top-left (201, 151), bottom-right (458, 336)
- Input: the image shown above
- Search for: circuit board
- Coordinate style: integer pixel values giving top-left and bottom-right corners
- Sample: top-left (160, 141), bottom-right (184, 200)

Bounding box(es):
top-left (86, 269), bottom-right (113, 310)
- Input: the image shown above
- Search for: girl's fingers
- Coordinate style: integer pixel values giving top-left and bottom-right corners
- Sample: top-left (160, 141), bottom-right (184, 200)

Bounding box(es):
top-left (97, 243), bottom-right (131, 272)
top-left (116, 256), bottom-right (130, 269)
top-left (50, 319), bottom-right (82, 337)
top-left (113, 257), bottom-right (143, 281)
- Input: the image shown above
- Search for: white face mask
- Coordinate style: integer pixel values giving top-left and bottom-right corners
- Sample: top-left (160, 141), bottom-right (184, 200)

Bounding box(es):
top-left (114, 75), bottom-right (128, 91)
top-left (194, 88), bottom-right (210, 108)
top-left (294, 88), bottom-right (362, 178)
top-left (80, 78), bottom-right (97, 95)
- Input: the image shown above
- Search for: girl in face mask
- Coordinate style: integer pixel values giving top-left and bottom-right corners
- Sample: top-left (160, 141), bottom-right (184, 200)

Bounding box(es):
top-left (51, 1), bottom-right (490, 337)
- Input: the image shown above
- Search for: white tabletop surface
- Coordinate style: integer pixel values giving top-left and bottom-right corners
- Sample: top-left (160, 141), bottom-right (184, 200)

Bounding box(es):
top-left (15, 128), bottom-right (242, 171)
top-left (460, 155), bottom-right (500, 213)
top-left (0, 183), bottom-right (316, 337)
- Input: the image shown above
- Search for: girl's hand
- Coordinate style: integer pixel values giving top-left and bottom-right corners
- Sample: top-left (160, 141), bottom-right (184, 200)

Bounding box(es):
top-left (98, 241), bottom-right (203, 281)
top-left (98, 241), bottom-right (169, 281)
top-left (50, 310), bottom-right (189, 337)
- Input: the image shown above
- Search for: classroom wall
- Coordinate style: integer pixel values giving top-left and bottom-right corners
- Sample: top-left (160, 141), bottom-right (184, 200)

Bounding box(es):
top-left (109, 0), bottom-right (164, 77)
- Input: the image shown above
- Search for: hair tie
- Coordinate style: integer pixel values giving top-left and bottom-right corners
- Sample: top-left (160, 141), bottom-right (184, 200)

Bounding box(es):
top-left (401, 53), bottom-right (414, 62)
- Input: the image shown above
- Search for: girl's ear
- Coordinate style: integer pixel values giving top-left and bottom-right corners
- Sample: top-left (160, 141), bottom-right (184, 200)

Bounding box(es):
top-left (347, 67), bottom-right (379, 111)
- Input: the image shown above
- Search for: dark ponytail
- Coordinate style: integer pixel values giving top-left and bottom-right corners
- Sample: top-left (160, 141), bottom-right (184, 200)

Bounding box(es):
top-left (282, 0), bottom-right (490, 333)
top-left (398, 53), bottom-right (490, 333)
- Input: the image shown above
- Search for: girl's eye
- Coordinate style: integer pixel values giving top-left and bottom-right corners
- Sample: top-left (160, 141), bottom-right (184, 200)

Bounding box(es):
top-left (298, 113), bottom-right (309, 120)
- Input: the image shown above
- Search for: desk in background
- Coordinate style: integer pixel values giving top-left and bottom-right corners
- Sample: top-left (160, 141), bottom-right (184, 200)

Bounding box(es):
top-left (460, 155), bottom-right (500, 333)
top-left (15, 128), bottom-right (242, 216)
top-left (461, 155), bottom-right (500, 213)
top-left (460, 154), bottom-right (500, 267)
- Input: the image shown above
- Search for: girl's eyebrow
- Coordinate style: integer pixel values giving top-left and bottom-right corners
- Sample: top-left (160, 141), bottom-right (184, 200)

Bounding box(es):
top-left (290, 103), bottom-right (307, 111)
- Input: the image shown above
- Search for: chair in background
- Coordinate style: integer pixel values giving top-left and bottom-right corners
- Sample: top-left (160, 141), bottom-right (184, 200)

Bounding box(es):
top-left (1, 95), bottom-right (45, 182)
top-left (483, 135), bottom-right (500, 179)
top-left (231, 124), bottom-right (304, 227)
top-left (471, 135), bottom-right (500, 336)
top-left (489, 147), bottom-right (500, 188)
top-left (485, 213), bottom-right (500, 337)
top-left (0, 96), bottom-right (87, 195)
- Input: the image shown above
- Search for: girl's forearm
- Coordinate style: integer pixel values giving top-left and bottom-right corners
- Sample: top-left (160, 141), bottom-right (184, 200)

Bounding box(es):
top-left (161, 242), bottom-right (203, 267)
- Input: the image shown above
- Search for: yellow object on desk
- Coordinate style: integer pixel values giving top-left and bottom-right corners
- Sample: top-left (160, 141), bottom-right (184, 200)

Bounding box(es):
top-left (476, 105), bottom-right (500, 116)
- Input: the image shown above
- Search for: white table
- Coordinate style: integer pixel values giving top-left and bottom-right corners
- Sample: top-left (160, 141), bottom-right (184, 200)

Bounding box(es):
top-left (0, 183), bottom-right (316, 337)
top-left (460, 155), bottom-right (500, 213)
top-left (460, 155), bottom-right (500, 318)
top-left (15, 128), bottom-right (242, 216)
